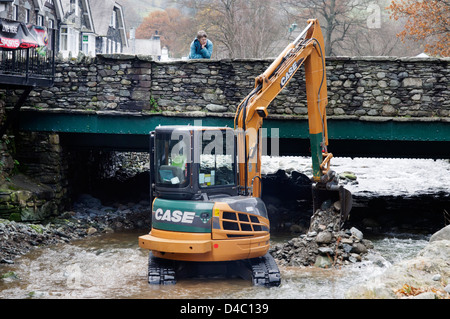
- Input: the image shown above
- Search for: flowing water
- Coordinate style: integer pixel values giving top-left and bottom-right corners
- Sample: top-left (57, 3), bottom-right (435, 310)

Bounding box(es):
top-left (0, 230), bottom-right (429, 299)
top-left (1, 157), bottom-right (445, 299)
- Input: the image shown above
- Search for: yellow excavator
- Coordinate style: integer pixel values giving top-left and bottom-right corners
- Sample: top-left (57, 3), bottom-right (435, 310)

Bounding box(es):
top-left (138, 19), bottom-right (352, 286)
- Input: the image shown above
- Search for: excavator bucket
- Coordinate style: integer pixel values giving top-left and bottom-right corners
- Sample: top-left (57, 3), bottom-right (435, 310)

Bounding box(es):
top-left (312, 184), bottom-right (352, 227)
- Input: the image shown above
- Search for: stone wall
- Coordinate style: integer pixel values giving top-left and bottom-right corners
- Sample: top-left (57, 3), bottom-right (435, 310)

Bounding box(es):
top-left (27, 55), bottom-right (153, 112)
top-left (4, 55), bottom-right (448, 118)
top-left (0, 132), bottom-right (69, 221)
top-left (150, 56), bottom-right (450, 118)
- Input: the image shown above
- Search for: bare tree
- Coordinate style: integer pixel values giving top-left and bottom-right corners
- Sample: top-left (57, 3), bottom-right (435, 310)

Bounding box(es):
top-left (347, 16), bottom-right (423, 56)
top-left (279, 0), bottom-right (374, 56)
top-left (180, 0), bottom-right (286, 58)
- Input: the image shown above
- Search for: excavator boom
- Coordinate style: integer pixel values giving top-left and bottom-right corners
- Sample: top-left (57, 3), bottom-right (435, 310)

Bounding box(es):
top-left (234, 19), bottom-right (351, 218)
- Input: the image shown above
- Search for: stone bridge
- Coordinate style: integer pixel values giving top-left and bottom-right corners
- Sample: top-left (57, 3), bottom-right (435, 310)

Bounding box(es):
top-left (1, 54), bottom-right (449, 221)
top-left (3, 54), bottom-right (450, 158)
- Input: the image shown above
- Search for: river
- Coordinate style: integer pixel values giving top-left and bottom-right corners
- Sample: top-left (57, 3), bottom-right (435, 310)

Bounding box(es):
top-left (0, 230), bottom-right (429, 299)
top-left (0, 156), bottom-right (447, 299)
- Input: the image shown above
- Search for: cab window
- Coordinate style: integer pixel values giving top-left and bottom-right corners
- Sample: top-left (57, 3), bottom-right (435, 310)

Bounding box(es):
top-left (199, 130), bottom-right (236, 188)
top-left (155, 131), bottom-right (190, 188)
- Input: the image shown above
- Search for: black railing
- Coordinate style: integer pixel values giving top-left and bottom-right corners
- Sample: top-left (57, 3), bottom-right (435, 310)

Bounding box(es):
top-left (0, 28), bottom-right (56, 87)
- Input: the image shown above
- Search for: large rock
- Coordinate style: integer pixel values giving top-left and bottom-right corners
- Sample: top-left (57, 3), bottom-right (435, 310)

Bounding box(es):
top-left (429, 225), bottom-right (450, 242)
top-left (206, 103), bottom-right (228, 112)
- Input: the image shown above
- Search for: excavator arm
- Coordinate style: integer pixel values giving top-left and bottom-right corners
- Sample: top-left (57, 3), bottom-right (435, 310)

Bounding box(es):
top-left (234, 19), bottom-right (351, 219)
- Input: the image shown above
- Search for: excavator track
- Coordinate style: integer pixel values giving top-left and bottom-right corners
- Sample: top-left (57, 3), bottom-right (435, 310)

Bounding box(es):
top-left (147, 252), bottom-right (281, 287)
top-left (249, 253), bottom-right (281, 287)
top-left (148, 253), bottom-right (177, 285)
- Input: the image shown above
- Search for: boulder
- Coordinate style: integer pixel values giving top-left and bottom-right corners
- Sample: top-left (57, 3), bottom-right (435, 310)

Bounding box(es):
top-left (316, 231), bottom-right (333, 244)
top-left (429, 225), bottom-right (450, 242)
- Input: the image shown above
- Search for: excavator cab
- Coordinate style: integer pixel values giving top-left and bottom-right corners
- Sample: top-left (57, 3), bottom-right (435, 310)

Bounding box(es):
top-left (151, 125), bottom-right (238, 201)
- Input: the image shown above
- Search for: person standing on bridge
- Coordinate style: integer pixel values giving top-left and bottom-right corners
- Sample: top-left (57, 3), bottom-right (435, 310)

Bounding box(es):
top-left (188, 30), bottom-right (213, 59)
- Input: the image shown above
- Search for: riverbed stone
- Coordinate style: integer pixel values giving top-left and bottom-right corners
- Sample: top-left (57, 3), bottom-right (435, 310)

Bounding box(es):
top-left (271, 201), bottom-right (373, 268)
top-left (318, 247), bottom-right (334, 255)
top-left (316, 231), bottom-right (333, 244)
top-left (86, 227), bottom-right (97, 235)
top-left (351, 242), bottom-right (368, 254)
top-left (444, 284), bottom-right (450, 294)
top-left (350, 227), bottom-right (364, 240)
top-left (0, 195), bottom-right (152, 262)
top-left (315, 255), bottom-right (333, 268)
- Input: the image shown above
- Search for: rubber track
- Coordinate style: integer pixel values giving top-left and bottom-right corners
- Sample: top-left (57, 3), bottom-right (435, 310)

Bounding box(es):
top-left (249, 253), bottom-right (281, 287)
top-left (147, 252), bottom-right (281, 287)
top-left (148, 253), bottom-right (176, 285)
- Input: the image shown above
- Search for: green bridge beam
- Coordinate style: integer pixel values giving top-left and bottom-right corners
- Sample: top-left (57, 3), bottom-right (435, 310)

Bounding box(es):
top-left (17, 110), bottom-right (450, 142)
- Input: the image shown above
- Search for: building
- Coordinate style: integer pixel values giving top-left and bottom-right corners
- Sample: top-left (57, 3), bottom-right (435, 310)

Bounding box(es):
top-left (125, 31), bottom-right (161, 60)
top-left (0, 0), bottom-right (57, 87)
top-left (0, 0), bottom-right (128, 58)
top-left (0, 0), bottom-right (60, 49)
top-left (0, 0), bottom-right (59, 29)
top-left (58, 0), bottom-right (128, 58)
top-left (57, 0), bottom-right (94, 58)
top-left (88, 0), bottom-right (128, 55)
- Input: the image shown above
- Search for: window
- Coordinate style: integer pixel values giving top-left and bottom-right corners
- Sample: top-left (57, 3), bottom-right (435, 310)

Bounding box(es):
top-left (70, 0), bottom-right (79, 16)
top-left (82, 35), bottom-right (89, 55)
top-left (25, 9), bottom-right (30, 23)
top-left (199, 130), bottom-right (236, 188)
top-left (110, 11), bottom-right (116, 28)
top-left (60, 27), bottom-right (68, 51)
top-left (102, 37), bottom-right (107, 54)
top-left (116, 42), bottom-right (121, 54)
top-left (60, 27), bottom-right (79, 55)
top-left (48, 19), bottom-right (54, 29)
top-left (155, 131), bottom-right (191, 188)
top-left (37, 15), bottom-right (44, 26)
top-left (72, 29), bottom-right (79, 53)
top-left (12, 4), bottom-right (18, 21)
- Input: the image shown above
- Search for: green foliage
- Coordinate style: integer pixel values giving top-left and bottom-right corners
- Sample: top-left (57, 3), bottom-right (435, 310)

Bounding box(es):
top-left (149, 96), bottom-right (161, 112)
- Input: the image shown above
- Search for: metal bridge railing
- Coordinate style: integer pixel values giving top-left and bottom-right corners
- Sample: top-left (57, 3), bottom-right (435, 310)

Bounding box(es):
top-left (0, 28), bottom-right (55, 87)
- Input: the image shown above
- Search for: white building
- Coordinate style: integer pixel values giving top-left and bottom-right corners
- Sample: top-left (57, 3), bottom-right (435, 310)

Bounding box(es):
top-left (125, 31), bottom-right (162, 60)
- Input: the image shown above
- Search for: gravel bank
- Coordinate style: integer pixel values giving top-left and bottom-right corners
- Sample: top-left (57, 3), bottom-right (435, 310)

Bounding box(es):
top-left (0, 194), bottom-right (151, 264)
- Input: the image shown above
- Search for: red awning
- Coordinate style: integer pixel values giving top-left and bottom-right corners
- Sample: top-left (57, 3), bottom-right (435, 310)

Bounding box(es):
top-left (0, 18), bottom-right (48, 50)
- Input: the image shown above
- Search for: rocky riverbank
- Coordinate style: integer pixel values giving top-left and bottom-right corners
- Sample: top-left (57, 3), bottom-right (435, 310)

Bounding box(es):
top-left (345, 225), bottom-right (450, 299)
top-left (0, 194), bottom-right (151, 264)
top-left (270, 198), bottom-right (374, 268)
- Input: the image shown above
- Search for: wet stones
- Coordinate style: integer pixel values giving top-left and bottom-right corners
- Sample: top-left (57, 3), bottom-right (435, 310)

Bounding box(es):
top-left (270, 204), bottom-right (373, 268)
top-left (316, 231), bottom-right (332, 244)
top-left (0, 194), bottom-right (151, 263)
